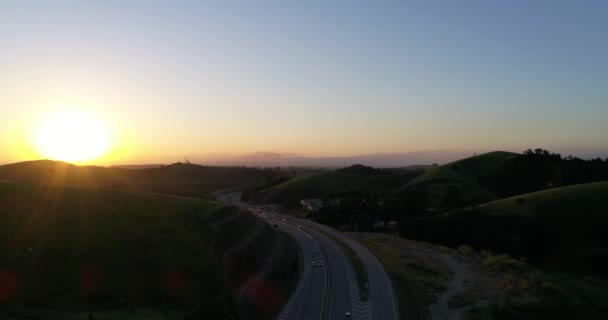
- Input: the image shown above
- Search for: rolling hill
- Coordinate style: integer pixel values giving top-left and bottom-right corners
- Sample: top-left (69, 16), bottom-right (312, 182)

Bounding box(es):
top-left (398, 151), bottom-right (518, 209)
top-left (248, 166), bottom-right (424, 206)
top-left (0, 181), bottom-right (295, 319)
top-left (0, 182), bottom-right (228, 318)
top-left (400, 181), bottom-right (608, 274)
top-left (0, 160), bottom-right (277, 198)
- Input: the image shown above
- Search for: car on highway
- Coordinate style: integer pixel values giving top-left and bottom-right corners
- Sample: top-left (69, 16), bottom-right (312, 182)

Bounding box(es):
top-left (311, 261), bottom-right (316, 267)
top-left (345, 311), bottom-right (351, 319)
top-left (318, 260), bottom-right (324, 267)
top-left (297, 225), bottom-right (302, 229)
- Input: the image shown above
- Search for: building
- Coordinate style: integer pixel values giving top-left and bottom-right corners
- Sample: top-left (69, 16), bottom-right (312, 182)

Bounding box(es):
top-left (300, 199), bottom-right (323, 212)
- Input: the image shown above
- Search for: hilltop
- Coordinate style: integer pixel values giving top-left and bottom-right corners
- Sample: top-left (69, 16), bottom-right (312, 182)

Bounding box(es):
top-left (405, 151), bottom-right (517, 186)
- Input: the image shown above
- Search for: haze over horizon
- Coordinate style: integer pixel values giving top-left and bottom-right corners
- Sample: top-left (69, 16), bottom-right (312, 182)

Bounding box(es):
top-left (1, 1), bottom-right (607, 165)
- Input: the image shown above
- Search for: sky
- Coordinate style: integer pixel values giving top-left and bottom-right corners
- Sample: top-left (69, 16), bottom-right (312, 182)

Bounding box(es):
top-left (1, 0), bottom-right (607, 165)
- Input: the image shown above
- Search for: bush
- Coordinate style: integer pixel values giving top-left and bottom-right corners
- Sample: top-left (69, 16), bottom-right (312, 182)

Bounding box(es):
top-left (458, 245), bottom-right (475, 257)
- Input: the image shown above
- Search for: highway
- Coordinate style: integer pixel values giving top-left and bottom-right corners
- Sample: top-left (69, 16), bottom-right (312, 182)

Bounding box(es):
top-left (216, 192), bottom-right (397, 320)
top-left (299, 220), bottom-right (398, 320)
top-left (275, 220), bottom-right (327, 320)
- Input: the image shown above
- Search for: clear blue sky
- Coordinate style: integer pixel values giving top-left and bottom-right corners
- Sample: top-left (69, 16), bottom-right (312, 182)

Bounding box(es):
top-left (1, 0), bottom-right (607, 163)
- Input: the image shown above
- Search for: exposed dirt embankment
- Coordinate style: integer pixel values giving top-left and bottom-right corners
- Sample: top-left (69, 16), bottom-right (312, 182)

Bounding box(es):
top-left (355, 234), bottom-right (537, 320)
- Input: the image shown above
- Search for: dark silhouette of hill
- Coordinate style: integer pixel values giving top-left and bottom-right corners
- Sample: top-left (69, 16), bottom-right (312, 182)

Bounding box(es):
top-left (400, 181), bottom-right (608, 275)
top-left (486, 148), bottom-right (608, 197)
top-left (336, 164), bottom-right (394, 175)
top-left (397, 151), bottom-right (518, 210)
top-left (109, 164), bottom-right (164, 169)
top-left (397, 149), bottom-right (608, 211)
top-left (0, 160), bottom-right (280, 198)
top-left (0, 182), bottom-right (227, 317)
top-left (0, 182), bottom-right (297, 319)
top-left (245, 166), bottom-right (425, 207)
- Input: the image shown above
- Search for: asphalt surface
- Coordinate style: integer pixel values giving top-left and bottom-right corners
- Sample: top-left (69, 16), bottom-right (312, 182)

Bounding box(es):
top-left (275, 220), bottom-right (327, 320)
top-left (216, 192), bottom-right (397, 320)
top-left (303, 221), bottom-right (399, 320)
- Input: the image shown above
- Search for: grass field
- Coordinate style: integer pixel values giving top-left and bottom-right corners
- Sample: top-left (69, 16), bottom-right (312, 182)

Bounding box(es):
top-left (251, 169), bottom-right (422, 206)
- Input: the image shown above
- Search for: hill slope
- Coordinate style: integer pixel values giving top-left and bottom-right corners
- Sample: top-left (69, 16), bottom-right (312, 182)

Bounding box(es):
top-left (0, 182), bottom-right (227, 318)
top-left (400, 181), bottom-right (608, 274)
top-left (0, 160), bottom-right (275, 198)
top-left (0, 182), bottom-right (293, 319)
top-left (406, 151), bottom-right (517, 186)
top-left (399, 151), bottom-right (518, 209)
top-left (249, 168), bottom-right (423, 206)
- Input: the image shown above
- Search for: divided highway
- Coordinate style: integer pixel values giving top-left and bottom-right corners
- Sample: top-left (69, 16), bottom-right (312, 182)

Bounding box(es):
top-left (300, 220), bottom-right (398, 320)
top-left (216, 192), bottom-right (398, 320)
top-left (276, 221), bottom-right (327, 320)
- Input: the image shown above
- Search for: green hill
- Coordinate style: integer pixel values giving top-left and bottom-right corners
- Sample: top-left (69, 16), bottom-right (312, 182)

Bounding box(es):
top-left (407, 151), bottom-right (517, 185)
top-left (399, 151), bottom-right (518, 209)
top-left (249, 168), bottom-right (423, 206)
top-left (400, 181), bottom-right (608, 274)
top-left (0, 182), bottom-right (229, 318)
top-left (0, 160), bottom-right (276, 198)
top-left (0, 181), bottom-right (295, 319)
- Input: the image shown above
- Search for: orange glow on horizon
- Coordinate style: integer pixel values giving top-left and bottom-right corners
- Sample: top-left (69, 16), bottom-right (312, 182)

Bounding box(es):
top-left (28, 109), bottom-right (117, 164)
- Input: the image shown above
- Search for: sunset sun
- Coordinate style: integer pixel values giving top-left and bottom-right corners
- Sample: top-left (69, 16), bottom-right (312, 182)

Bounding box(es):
top-left (33, 110), bottom-right (113, 163)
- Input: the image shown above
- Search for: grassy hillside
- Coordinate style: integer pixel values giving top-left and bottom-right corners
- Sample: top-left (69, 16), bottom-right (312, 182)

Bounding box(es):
top-left (399, 151), bottom-right (518, 209)
top-left (0, 160), bottom-right (134, 187)
top-left (249, 169), bottom-right (423, 206)
top-left (400, 181), bottom-right (608, 274)
top-left (0, 160), bottom-right (276, 198)
top-left (0, 180), bottom-right (301, 319)
top-left (407, 151), bottom-right (517, 185)
top-left (0, 182), bottom-right (229, 318)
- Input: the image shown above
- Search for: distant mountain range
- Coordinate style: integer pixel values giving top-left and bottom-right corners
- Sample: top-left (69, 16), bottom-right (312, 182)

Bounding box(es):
top-left (3, 148), bottom-right (605, 169)
top-left (182, 150), bottom-right (481, 168)
top-left (181, 148), bottom-right (608, 168)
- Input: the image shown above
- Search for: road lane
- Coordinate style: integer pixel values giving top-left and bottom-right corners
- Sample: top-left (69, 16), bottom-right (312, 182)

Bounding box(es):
top-left (299, 220), bottom-right (399, 320)
top-left (301, 225), bottom-right (354, 320)
top-left (275, 221), bottom-right (326, 320)
top-left (216, 192), bottom-right (364, 320)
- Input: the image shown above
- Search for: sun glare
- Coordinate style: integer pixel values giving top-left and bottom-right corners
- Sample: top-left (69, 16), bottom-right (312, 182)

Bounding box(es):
top-left (33, 110), bottom-right (113, 163)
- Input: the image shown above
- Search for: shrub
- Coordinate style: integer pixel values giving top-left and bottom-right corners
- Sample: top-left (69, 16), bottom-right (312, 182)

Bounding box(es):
top-left (458, 245), bottom-right (475, 257)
